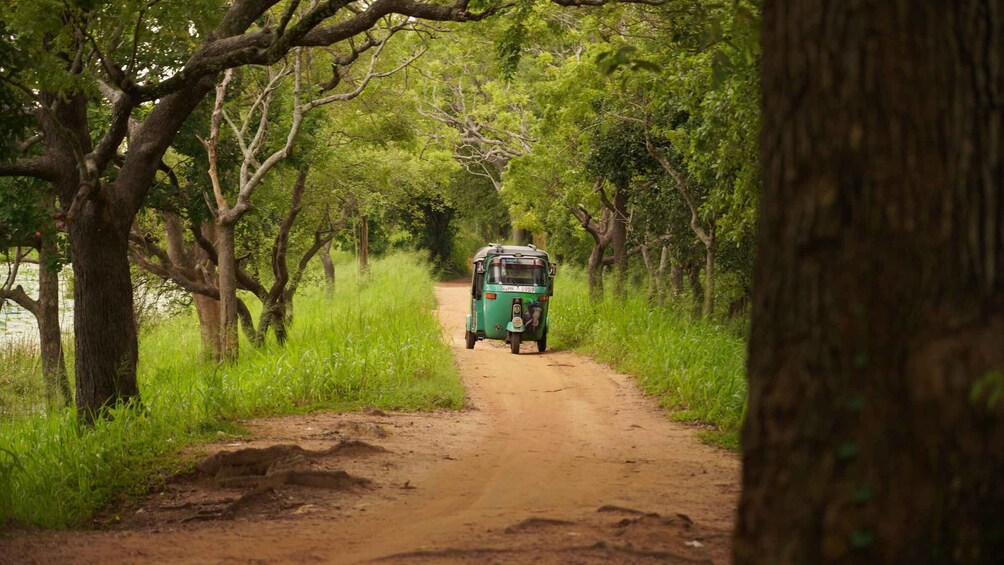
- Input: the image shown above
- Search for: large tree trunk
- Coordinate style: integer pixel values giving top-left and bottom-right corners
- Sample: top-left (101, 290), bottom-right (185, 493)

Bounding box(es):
top-left (738, 2), bottom-right (1004, 563)
top-left (215, 221), bottom-right (239, 362)
top-left (37, 235), bottom-right (70, 407)
top-left (70, 207), bottom-right (139, 417)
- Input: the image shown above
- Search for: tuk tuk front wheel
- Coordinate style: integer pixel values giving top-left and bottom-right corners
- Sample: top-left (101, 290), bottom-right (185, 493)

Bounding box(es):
top-left (465, 330), bottom-right (476, 349)
top-left (510, 332), bottom-right (521, 354)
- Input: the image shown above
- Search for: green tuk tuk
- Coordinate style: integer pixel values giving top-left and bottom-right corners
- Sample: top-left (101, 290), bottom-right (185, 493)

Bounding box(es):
top-left (464, 244), bottom-right (556, 354)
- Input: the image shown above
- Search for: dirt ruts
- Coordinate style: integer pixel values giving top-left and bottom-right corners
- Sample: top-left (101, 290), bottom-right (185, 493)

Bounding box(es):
top-left (1, 281), bottom-right (739, 564)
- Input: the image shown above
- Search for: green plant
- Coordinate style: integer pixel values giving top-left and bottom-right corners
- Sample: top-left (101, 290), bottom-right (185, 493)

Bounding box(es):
top-left (0, 253), bottom-right (462, 528)
top-left (550, 268), bottom-right (747, 447)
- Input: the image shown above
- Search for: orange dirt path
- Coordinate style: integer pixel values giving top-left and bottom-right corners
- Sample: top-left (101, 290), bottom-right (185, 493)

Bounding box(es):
top-left (2, 281), bottom-right (739, 564)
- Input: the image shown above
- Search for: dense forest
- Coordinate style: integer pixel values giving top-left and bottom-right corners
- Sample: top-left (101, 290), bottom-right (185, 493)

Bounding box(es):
top-left (1, 1), bottom-right (1001, 563)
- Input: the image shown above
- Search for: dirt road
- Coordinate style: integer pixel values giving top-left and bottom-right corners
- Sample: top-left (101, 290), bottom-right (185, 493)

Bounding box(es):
top-left (4, 282), bottom-right (739, 564)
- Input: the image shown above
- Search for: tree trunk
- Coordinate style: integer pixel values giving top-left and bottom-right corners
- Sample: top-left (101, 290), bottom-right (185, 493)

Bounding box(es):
top-left (703, 222), bottom-right (715, 318)
top-left (193, 294), bottom-right (221, 361)
top-left (320, 239), bottom-right (335, 296)
top-left (273, 296), bottom-right (289, 346)
top-left (70, 206), bottom-right (139, 417)
top-left (164, 216), bottom-right (222, 361)
top-left (641, 242), bottom-right (669, 303)
top-left (738, 2), bottom-right (1004, 563)
top-left (572, 203), bottom-right (613, 303)
top-left (587, 244), bottom-right (605, 301)
top-left (512, 226), bottom-right (529, 245)
top-left (215, 221), bottom-right (239, 362)
top-left (685, 263), bottom-right (703, 317)
top-left (358, 214), bottom-right (369, 274)
top-left (36, 236), bottom-right (70, 407)
top-left (611, 189), bottom-right (629, 299)
top-left (670, 264), bottom-right (683, 296)
top-left (655, 244), bottom-right (670, 305)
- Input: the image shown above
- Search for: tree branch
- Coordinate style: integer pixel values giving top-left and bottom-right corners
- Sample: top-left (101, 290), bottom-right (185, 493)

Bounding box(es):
top-left (0, 157), bottom-right (60, 181)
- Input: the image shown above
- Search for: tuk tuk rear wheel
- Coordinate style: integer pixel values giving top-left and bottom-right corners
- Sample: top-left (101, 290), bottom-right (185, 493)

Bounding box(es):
top-left (465, 330), bottom-right (476, 349)
top-left (537, 329), bottom-right (547, 352)
top-left (510, 332), bottom-right (521, 354)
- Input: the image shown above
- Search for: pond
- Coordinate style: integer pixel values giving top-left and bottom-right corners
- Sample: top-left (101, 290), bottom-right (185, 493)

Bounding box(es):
top-left (0, 263), bottom-right (74, 345)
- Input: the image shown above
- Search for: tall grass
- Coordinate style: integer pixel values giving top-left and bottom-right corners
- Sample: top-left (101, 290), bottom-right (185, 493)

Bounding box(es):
top-left (0, 339), bottom-right (45, 419)
top-left (550, 268), bottom-right (747, 449)
top-left (0, 254), bottom-right (462, 528)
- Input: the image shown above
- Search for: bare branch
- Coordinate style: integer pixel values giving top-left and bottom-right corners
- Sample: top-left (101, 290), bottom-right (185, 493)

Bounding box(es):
top-left (202, 69), bottom-right (235, 213)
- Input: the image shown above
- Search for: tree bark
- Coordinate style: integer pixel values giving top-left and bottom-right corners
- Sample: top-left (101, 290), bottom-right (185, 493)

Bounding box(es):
top-left (215, 221), bottom-right (240, 362)
top-left (193, 294), bottom-right (222, 360)
top-left (37, 235), bottom-right (70, 407)
top-left (587, 244), bottom-right (605, 301)
top-left (738, 2), bottom-right (1004, 563)
top-left (572, 199), bottom-right (614, 301)
top-left (320, 239), bottom-right (335, 296)
top-left (670, 264), bottom-right (683, 296)
top-left (70, 205), bottom-right (139, 417)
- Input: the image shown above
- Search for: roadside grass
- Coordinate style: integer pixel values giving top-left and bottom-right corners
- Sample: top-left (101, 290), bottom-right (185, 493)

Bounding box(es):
top-left (0, 339), bottom-right (46, 419)
top-left (0, 253), bottom-right (462, 529)
top-left (549, 269), bottom-right (747, 451)
top-left (0, 338), bottom-right (76, 419)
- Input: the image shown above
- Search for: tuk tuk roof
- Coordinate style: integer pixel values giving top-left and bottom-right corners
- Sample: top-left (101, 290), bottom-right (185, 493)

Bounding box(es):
top-left (473, 244), bottom-right (550, 262)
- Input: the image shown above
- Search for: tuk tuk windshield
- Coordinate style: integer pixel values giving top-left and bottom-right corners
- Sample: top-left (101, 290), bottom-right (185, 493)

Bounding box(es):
top-left (487, 258), bottom-right (547, 286)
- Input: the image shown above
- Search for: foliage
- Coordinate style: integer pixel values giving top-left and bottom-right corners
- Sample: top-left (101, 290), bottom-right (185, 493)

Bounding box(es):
top-left (0, 254), bottom-right (462, 527)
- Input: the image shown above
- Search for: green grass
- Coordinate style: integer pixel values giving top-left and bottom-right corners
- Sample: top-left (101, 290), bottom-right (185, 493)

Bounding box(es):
top-left (550, 269), bottom-right (747, 449)
top-left (0, 339), bottom-right (47, 419)
top-left (0, 253), bottom-right (463, 529)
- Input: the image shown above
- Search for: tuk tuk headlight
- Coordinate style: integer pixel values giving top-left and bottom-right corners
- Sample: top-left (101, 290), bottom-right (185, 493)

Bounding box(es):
top-left (512, 316), bottom-right (523, 328)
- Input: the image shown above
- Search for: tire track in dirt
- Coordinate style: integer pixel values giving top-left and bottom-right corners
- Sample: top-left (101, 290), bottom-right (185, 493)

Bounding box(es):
top-left (2, 281), bottom-right (739, 564)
